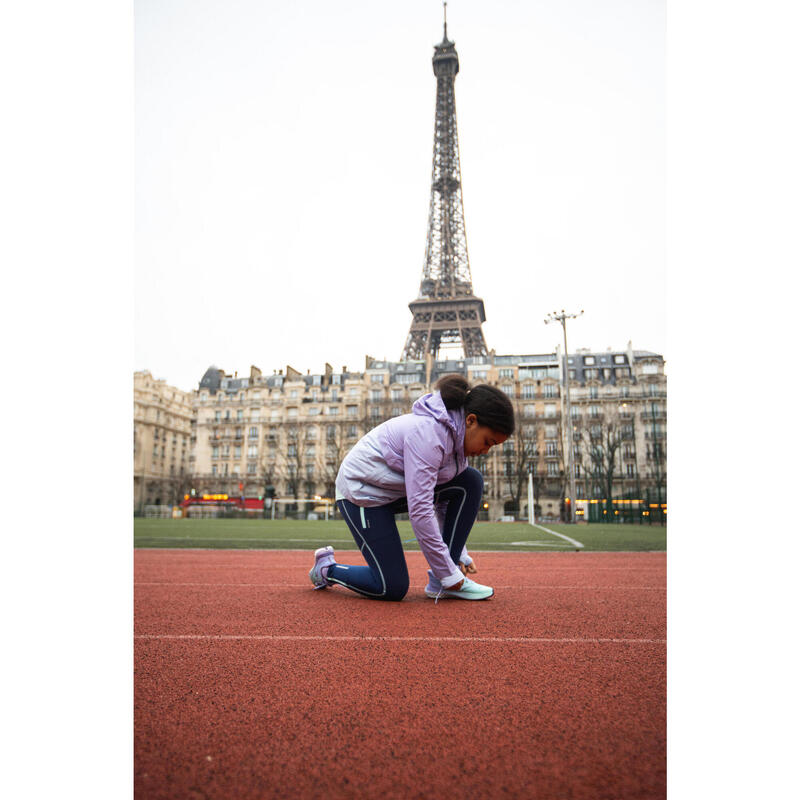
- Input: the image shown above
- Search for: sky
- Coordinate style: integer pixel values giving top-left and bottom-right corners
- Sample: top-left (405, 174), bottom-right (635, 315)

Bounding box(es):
top-left (135, 0), bottom-right (665, 392)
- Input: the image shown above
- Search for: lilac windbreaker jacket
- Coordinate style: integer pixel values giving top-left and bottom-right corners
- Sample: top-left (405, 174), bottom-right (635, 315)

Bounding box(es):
top-left (335, 391), bottom-right (470, 588)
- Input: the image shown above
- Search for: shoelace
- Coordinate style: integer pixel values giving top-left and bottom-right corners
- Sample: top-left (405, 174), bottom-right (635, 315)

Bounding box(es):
top-left (434, 588), bottom-right (443, 605)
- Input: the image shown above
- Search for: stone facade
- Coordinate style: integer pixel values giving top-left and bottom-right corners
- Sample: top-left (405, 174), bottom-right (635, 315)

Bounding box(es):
top-left (185, 344), bottom-right (666, 522)
top-left (133, 371), bottom-right (194, 512)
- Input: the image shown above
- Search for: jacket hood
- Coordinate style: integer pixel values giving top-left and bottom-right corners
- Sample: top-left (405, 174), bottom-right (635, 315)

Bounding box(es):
top-left (412, 391), bottom-right (466, 466)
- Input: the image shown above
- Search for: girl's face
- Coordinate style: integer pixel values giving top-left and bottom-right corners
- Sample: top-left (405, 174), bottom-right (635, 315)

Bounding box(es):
top-left (463, 413), bottom-right (509, 457)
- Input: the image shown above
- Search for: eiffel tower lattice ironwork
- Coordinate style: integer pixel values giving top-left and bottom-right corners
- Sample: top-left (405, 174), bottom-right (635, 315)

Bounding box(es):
top-left (400, 13), bottom-right (489, 361)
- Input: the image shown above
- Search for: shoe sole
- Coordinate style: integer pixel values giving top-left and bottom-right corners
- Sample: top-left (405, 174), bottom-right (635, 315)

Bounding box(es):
top-left (310, 546), bottom-right (335, 589)
top-left (424, 589), bottom-right (494, 600)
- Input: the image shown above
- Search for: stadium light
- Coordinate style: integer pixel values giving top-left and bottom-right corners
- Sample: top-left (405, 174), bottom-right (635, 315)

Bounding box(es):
top-left (545, 308), bottom-right (584, 524)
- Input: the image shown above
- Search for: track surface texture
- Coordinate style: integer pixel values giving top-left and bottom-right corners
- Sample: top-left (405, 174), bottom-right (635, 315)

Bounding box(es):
top-left (135, 549), bottom-right (666, 799)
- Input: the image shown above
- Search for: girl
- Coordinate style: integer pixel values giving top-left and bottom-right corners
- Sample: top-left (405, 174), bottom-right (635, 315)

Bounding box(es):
top-left (309, 374), bottom-right (515, 601)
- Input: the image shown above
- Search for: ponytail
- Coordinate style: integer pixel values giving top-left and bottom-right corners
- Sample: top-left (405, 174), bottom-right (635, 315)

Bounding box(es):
top-left (434, 373), bottom-right (516, 436)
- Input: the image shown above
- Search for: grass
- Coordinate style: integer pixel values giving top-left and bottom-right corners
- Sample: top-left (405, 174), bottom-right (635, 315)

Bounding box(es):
top-left (134, 517), bottom-right (665, 552)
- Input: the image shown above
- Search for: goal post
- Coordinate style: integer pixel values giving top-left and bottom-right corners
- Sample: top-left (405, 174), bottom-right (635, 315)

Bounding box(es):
top-left (270, 497), bottom-right (335, 520)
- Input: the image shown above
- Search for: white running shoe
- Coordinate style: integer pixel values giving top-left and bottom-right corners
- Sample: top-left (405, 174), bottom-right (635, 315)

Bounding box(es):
top-left (424, 569), bottom-right (494, 601)
top-left (309, 546), bottom-right (336, 590)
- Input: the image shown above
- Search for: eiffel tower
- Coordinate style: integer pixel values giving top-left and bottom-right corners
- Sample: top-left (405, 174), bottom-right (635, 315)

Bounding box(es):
top-left (401, 8), bottom-right (489, 361)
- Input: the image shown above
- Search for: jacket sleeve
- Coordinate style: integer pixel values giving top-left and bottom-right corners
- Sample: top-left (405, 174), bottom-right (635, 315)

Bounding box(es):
top-left (403, 423), bottom-right (464, 588)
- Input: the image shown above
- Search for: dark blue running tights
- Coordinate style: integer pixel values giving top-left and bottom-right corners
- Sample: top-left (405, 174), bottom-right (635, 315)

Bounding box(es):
top-left (327, 466), bottom-right (484, 601)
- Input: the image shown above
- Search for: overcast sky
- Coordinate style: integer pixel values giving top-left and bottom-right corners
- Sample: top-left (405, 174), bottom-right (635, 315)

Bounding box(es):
top-left (135, 0), bottom-right (665, 392)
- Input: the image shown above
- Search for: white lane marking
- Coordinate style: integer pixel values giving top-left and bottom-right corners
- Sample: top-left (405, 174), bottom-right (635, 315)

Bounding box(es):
top-left (135, 634), bottom-right (665, 644)
top-left (530, 523), bottom-right (585, 549)
top-left (135, 582), bottom-right (665, 590)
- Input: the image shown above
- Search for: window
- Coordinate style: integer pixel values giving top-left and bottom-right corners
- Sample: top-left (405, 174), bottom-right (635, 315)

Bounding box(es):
top-left (544, 404), bottom-right (556, 418)
top-left (233, 465), bottom-right (240, 476)
top-left (331, 374), bottom-right (341, 385)
top-left (247, 462), bottom-right (256, 474)
top-left (626, 464), bottom-right (635, 477)
top-left (248, 445), bottom-right (258, 458)
top-left (234, 446), bottom-right (241, 459)
top-left (327, 406), bottom-right (339, 416)
top-left (392, 407), bottom-right (402, 417)
top-left (287, 444), bottom-right (297, 457)
top-left (501, 384), bottom-right (514, 396)
top-left (544, 384), bottom-right (557, 398)
top-left (545, 425), bottom-right (557, 438)
top-left (522, 384), bottom-right (535, 399)
top-left (370, 374), bottom-right (384, 383)
top-left (614, 355), bottom-right (626, 364)
top-left (642, 364), bottom-right (658, 375)
top-left (312, 375), bottom-right (321, 386)
top-left (330, 389), bottom-right (338, 401)
top-left (347, 405), bottom-right (358, 418)
top-left (287, 408), bottom-right (298, 420)
top-left (347, 425), bottom-right (357, 438)
top-left (471, 370), bottom-right (488, 380)
top-left (212, 446), bottom-right (219, 459)
top-left (547, 463), bottom-right (558, 476)
top-left (327, 425), bottom-right (337, 440)
top-left (546, 442), bottom-right (558, 456)
top-left (590, 405), bottom-right (600, 418)
top-left (570, 406), bottom-right (580, 418)
top-left (591, 425), bottom-right (602, 439)
top-left (391, 389), bottom-right (403, 401)
top-left (583, 356), bottom-right (595, 366)
top-left (307, 407), bottom-right (321, 416)
top-left (498, 368), bottom-right (514, 379)
top-left (589, 386), bottom-right (599, 399)
top-left (370, 390), bottom-right (382, 402)
top-left (290, 389), bottom-right (298, 398)
top-left (237, 410), bottom-right (244, 421)
top-left (251, 410), bottom-right (260, 422)
top-left (212, 465), bottom-right (218, 476)
top-left (523, 404), bottom-right (535, 418)
top-left (215, 411), bottom-right (221, 422)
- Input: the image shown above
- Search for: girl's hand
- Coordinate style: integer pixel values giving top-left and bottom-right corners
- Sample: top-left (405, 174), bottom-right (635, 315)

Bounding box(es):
top-left (460, 560), bottom-right (478, 575)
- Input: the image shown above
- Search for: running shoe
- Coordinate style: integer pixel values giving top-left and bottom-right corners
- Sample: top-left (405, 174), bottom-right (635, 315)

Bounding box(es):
top-left (424, 569), bottom-right (494, 601)
top-left (309, 545), bottom-right (336, 590)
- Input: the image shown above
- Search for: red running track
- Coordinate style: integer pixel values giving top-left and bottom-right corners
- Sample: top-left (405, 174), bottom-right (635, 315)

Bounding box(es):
top-left (135, 549), bottom-right (665, 799)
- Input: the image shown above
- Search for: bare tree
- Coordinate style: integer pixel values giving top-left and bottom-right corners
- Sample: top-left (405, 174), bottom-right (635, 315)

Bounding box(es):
top-left (501, 410), bottom-right (540, 516)
top-left (576, 408), bottom-right (625, 517)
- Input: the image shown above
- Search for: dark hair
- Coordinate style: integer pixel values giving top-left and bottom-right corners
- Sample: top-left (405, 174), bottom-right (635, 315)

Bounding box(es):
top-left (435, 374), bottom-right (516, 436)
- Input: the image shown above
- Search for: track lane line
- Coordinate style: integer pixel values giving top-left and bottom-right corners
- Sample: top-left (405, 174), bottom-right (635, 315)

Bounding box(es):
top-left (135, 634), bottom-right (665, 644)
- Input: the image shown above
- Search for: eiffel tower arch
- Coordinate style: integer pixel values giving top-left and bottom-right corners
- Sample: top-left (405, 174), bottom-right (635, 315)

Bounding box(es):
top-left (401, 14), bottom-right (489, 361)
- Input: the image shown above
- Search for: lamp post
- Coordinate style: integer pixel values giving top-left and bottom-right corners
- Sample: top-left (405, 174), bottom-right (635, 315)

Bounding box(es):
top-left (545, 309), bottom-right (584, 524)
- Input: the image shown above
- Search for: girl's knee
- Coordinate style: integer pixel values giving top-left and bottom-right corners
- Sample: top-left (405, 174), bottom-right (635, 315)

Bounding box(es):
top-left (463, 466), bottom-right (484, 492)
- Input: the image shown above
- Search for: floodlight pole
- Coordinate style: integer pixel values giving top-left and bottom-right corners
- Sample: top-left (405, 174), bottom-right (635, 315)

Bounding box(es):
top-left (545, 309), bottom-right (584, 524)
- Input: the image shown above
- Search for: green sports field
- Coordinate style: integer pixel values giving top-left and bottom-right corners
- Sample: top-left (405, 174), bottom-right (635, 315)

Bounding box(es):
top-left (134, 518), bottom-right (665, 552)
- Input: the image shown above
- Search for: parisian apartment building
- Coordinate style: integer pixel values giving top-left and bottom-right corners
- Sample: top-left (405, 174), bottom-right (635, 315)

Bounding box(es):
top-left (133, 371), bottom-right (195, 511)
top-left (174, 342), bottom-right (666, 522)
